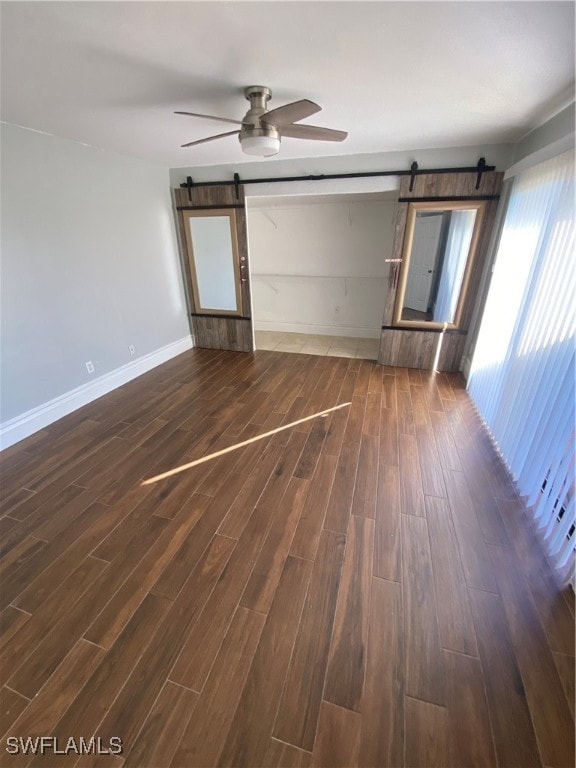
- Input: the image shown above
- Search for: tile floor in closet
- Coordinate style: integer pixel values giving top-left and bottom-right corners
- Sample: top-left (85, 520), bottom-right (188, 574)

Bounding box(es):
top-left (254, 331), bottom-right (380, 359)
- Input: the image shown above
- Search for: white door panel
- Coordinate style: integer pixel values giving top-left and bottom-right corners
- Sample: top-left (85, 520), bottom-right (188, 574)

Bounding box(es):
top-left (404, 214), bottom-right (443, 312)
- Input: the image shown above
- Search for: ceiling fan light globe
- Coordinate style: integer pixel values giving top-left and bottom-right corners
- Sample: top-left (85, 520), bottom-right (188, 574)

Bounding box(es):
top-left (240, 135), bottom-right (280, 157)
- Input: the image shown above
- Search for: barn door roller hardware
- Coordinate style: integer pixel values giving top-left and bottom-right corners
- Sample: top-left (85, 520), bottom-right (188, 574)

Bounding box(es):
top-left (409, 161), bottom-right (418, 192)
top-left (179, 159), bottom-right (496, 191)
top-left (475, 157), bottom-right (487, 190)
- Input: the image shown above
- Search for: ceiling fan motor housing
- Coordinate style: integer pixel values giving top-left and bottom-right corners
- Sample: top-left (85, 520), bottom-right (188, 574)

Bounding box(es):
top-left (239, 86), bottom-right (280, 155)
top-left (240, 86), bottom-right (280, 138)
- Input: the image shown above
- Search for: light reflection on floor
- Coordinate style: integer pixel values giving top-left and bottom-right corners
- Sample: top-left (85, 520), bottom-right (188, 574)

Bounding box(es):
top-left (141, 401), bottom-right (352, 486)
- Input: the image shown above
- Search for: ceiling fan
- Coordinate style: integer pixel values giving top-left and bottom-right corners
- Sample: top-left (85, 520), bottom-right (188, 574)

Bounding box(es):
top-left (175, 86), bottom-right (348, 157)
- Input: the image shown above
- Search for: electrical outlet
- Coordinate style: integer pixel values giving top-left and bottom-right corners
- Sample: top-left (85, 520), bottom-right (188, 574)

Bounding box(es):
top-left (129, 345), bottom-right (136, 356)
top-left (85, 361), bottom-right (95, 374)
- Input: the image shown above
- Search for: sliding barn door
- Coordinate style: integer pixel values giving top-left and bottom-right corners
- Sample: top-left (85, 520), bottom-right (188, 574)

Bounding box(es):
top-left (174, 184), bottom-right (253, 352)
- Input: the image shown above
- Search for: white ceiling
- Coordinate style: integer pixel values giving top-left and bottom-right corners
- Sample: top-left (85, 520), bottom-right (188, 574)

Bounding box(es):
top-left (1, 1), bottom-right (574, 169)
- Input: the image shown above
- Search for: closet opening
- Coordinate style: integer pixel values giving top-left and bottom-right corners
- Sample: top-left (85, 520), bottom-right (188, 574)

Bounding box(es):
top-left (246, 190), bottom-right (398, 360)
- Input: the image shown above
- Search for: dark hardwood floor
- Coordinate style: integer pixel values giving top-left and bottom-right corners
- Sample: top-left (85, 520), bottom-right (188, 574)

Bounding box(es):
top-left (0, 348), bottom-right (574, 767)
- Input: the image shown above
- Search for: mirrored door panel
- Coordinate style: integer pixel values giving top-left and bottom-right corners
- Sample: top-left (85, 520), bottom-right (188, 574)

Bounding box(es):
top-left (394, 201), bottom-right (486, 329)
top-left (183, 209), bottom-right (243, 316)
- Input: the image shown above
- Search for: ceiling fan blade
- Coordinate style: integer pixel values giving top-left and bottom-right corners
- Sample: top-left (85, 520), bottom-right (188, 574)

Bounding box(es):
top-left (181, 130), bottom-right (240, 148)
top-left (280, 124), bottom-right (348, 142)
top-left (260, 99), bottom-right (321, 128)
top-left (175, 111), bottom-right (244, 126)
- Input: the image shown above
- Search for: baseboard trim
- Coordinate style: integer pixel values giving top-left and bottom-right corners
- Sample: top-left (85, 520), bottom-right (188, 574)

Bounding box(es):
top-left (254, 321), bottom-right (381, 339)
top-left (0, 336), bottom-right (193, 450)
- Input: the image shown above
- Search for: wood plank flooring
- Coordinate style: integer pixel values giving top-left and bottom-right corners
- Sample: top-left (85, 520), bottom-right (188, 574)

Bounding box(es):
top-left (0, 348), bottom-right (574, 767)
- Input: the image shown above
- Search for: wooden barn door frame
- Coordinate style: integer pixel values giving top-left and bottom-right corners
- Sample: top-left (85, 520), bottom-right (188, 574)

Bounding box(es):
top-left (173, 184), bottom-right (254, 353)
top-left (377, 170), bottom-right (504, 371)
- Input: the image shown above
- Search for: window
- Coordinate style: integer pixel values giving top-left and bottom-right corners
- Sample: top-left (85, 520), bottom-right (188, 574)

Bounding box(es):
top-left (468, 150), bottom-right (575, 583)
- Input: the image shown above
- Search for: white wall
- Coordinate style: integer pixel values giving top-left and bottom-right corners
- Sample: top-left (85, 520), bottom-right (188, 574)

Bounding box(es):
top-left (247, 193), bottom-right (396, 338)
top-left (1, 125), bottom-right (191, 443)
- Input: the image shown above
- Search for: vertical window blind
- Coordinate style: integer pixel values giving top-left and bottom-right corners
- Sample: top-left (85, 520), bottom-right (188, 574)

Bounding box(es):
top-left (468, 149), bottom-right (575, 584)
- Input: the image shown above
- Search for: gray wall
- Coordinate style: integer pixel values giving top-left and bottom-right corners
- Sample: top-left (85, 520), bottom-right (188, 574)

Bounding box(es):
top-left (1, 125), bottom-right (190, 423)
top-left (513, 102), bottom-right (575, 164)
